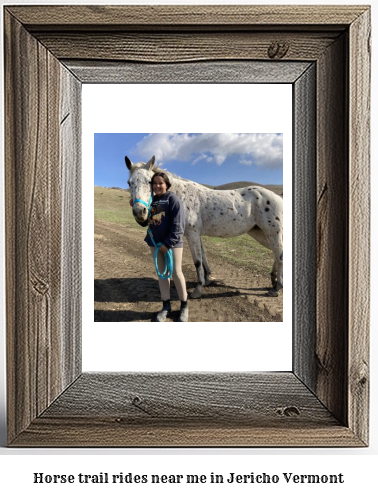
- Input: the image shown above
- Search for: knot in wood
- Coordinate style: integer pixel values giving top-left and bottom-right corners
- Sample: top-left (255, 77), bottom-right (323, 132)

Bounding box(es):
top-left (277, 406), bottom-right (300, 417)
top-left (268, 41), bottom-right (289, 59)
top-left (33, 280), bottom-right (49, 295)
top-left (132, 396), bottom-right (142, 406)
top-left (131, 395), bottom-right (153, 416)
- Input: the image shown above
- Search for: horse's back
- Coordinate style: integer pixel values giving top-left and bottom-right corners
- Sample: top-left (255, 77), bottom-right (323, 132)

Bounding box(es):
top-left (175, 179), bottom-right (283, 240)
top-left (236, 185), bottom-right (283, 223)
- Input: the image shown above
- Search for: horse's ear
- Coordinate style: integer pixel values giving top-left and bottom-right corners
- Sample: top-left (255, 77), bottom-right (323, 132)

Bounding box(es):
top-left (146, 155), bottom-right (155, 171)
top-left (125, 156), bottom-right (133, 171)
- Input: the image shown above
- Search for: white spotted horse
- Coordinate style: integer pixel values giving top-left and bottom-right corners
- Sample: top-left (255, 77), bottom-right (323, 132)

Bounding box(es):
top-left (126, 155), bottom-right (283, 298)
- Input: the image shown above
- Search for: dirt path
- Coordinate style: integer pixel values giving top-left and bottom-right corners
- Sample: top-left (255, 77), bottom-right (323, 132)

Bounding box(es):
top-left (94, 219), bottom-right (283, 322)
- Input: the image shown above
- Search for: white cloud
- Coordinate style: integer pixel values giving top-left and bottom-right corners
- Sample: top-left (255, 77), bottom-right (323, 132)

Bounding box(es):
top-left (192, 154), bottom-right (208, 165)
top-left (134, 133), bottom-right (282, 170)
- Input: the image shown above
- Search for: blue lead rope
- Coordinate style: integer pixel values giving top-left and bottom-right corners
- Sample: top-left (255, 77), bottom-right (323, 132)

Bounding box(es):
top-left (148, 228), bottom-right (174, 280)
top-left (133, 195), bottom-right (173, 279)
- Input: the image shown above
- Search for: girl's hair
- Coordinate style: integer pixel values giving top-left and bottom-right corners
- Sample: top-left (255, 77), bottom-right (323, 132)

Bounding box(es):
top-left (151, 171), bottom-right (171, 190)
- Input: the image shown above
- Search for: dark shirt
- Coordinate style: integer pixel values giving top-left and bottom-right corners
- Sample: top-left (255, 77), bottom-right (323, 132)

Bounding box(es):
top-left (138, 191), bottom-right (185, 249)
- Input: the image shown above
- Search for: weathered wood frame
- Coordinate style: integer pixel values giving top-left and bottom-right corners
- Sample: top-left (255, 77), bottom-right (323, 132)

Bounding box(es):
top-left (4, 5), bottom-right (370, 447)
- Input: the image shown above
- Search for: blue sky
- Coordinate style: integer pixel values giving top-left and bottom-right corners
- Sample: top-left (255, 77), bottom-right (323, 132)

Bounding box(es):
top-left (94, 133), bottom-right (283, 188)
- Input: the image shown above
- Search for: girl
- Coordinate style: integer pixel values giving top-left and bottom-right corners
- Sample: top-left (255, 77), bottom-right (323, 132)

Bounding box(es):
top-left (132, 171), bottom-right (189, 322)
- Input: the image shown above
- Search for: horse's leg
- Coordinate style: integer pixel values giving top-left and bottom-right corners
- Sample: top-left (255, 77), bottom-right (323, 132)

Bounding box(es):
top-left (270, 260), bottom-right (278, 287)
top-left (200, 237), bottom-right (212, 286)
top-left (265, 237), bottom-right (283, 297)
top-left (267, 250), bottom-right (283, 297)
top-left (247, 227), bottom-right (283, 296)
top-left (186, 230), bottom-right (205, 299)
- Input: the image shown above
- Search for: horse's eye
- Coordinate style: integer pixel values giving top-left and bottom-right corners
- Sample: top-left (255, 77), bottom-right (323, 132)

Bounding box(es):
top-left (127, 180), bottom-right (131, 186)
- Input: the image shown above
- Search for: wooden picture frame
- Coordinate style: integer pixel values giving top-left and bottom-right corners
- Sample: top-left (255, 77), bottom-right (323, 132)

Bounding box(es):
top-left (4, 5), bottom-right (370, 447)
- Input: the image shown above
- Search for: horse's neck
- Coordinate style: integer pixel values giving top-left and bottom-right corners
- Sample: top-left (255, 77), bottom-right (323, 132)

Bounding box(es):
top-left (170, 177), bottom-right (190, 199)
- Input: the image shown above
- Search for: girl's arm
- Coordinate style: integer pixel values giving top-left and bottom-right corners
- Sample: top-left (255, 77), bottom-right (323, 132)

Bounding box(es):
top-left (163, 196), bottom-right (185, 249)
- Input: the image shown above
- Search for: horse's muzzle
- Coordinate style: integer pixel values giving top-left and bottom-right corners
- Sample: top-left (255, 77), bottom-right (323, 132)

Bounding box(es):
top-left (133, 204), bottom-right (148, 222)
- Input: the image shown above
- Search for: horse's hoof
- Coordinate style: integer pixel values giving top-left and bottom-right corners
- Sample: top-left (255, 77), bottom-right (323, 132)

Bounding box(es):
top-left (267, 288), bottom-right (279, 297)
top-left (190, 289), bottom-right (202, 299)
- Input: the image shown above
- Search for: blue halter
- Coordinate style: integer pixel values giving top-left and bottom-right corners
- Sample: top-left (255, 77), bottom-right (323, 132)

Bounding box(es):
top-left (133, 194), bottom-right (173, 279)
top-left (133, 195), bottom-right (153, 215)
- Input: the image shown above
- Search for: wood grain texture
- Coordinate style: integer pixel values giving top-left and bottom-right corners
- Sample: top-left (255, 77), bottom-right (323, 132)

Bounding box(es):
top-left (11, 419), bottom-right (363, 448)
top-left (5, 12), bottom-right (63, 442)
top-left (7, 5), bottom-right (368, 29)
top-left (348, 9), bottom-right (371, 445)
top-left (4, 11), bottom-right (80, 443)
top-left (12, 373), bottom-right (363, 447)
top-left (42, 373), bottom-right (333, 421)
top-left (65, 60), bottom-right (311, 84)
top-left (36, 32), bottom-right (339, 63)
top-left (293, 64), bottom-right (317, 390)
top-left (4, 5), bottom-right (370, 447)
top-left (316, 34), bottom-right (349, 426)
top-left (60, 68), bottom-right (82, 388)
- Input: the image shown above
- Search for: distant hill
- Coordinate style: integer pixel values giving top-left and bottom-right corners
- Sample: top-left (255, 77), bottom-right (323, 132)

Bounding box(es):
top-left (214, 181), bottom-right (283, 197)
top-left (213, 181), bottom-right (262, 190)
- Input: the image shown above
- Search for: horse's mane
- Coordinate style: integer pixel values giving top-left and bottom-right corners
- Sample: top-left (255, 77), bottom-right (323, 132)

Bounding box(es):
top-left (151, 165), bottom-right (187, 182)
top-left (131, 162), bottom-right (207, 189)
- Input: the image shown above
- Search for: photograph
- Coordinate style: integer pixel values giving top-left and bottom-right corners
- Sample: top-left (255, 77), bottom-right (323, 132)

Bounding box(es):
top-left (94, 133), bottom-right (284, 323)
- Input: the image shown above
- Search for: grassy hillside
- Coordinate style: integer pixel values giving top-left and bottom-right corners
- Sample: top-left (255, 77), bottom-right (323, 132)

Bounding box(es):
top-left (94, 186), bottom-right (144, 229)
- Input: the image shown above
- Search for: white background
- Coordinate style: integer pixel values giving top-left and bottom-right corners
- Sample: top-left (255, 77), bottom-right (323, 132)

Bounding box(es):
top-left (0, 0), bottom-right (377, 498)
top-left (83, 84), bottom-right (292, 372)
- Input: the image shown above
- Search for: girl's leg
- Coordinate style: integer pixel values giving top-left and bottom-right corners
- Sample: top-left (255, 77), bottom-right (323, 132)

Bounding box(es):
top-left (171, 247), bottom-right (188, 301)
top-left (149, 247), bottom-right (170, 301)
